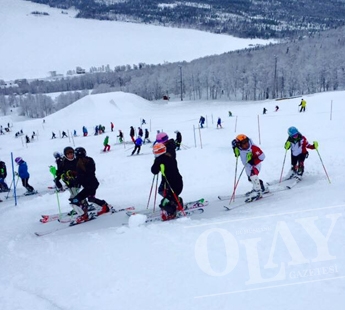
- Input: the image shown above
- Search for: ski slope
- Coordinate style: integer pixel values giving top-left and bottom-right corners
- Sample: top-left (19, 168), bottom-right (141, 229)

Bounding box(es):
top-left (0, 91), bottom-right (344, 310)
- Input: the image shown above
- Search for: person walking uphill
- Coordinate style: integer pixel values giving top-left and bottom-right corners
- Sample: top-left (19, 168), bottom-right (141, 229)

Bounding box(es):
top-left (69, 147), bottom-right (110, 224)
top-left (151, 143), bottom-right (183, 221)
top-left (103, 136), bottom-right (110, 152)
top-left (284, 126), bottom-right (318, 179)
top-left (232, 134), bottom-right (267, 202)
top-left (15, 157), bottom-right (36, 195)
top-left (299, 99), bottom-right (307, 112)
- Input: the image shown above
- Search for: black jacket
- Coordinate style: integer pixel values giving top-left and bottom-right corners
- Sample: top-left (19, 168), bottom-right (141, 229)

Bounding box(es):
top-left (151, 153), bottom-right (183, 195)
top-left (165, 139), bottom-right (176, 159)
top-left (76, 156), bottom-right (99, 189)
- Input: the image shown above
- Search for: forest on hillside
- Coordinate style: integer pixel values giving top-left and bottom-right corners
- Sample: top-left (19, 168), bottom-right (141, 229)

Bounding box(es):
top-left (26, 0), bottom-right (345, 39)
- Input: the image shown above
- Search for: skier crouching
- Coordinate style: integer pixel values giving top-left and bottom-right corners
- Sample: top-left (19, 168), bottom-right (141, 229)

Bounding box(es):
top-left (232, 134), bottom-right (267, 201)
top-left (69, 147), bottom-right (110, 224)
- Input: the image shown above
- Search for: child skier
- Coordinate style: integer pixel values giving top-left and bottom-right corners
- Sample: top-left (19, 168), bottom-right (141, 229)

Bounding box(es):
top-left (69, 147), bottom-right (110, 224)
top-left (0, 160), bottom-right (9, 192)
top-left (175, 130), bottom-right (182, 150)
top-left (103, 136), bottom-right (110, 152)
top-left (131, 136), bottom-right (143, 155)
top-left (15, 157), bottom-right (36, 195)
top-left (217, 117), bottom-right (222, 129)
top-left (117, 130), bottom-right (124, 143)
top-left (151, 143), bottom-right (183, 221)
top-left (156, 132), bottom-right (176, 159)
top-left (284, 126), bottom-right (318, 179)
top-left (232, 134), bottom-right (267, 201)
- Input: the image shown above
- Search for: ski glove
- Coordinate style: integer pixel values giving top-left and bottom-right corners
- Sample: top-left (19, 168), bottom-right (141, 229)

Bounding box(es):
top-left (233, 147), bottom-right (240, 158)
top-left (284, 141), bottom-right (291, 150)
top-left (313, 141), bottom-right (319, 149)
top-left (49, 165), bottom-right (57, 177)
top-left (160, 164), bottom-right (165, 176)
top-left (231, 139), bottom-right (237, 148)
top-left (246, 152), bottom-right (253, 164)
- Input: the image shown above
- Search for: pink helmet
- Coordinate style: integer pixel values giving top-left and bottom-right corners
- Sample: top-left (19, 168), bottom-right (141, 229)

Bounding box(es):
top-left (156, 132), bottom-right (168, 143)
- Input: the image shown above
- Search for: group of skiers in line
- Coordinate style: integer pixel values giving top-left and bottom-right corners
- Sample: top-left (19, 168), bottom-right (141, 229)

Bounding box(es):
top-left (199, 116), bottom-right (223, 129)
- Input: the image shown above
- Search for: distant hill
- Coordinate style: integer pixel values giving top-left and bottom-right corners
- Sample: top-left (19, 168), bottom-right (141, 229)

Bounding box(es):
top-left (25, 0), bottom-right (345, 39)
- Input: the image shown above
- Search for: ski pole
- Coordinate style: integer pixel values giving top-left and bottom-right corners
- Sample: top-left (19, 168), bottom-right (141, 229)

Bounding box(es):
top-left (315, 149), bottom-right (331, 183)
top-left (153, 174), bottom-right (159, 212)
top-left (146, 175), bottom-right (156, 209)
top-left (229, 164), bottom-right (246, 204)
top-left (233, 157), bottom-right (238, 202)
top-left (160, 164), bottom-right (185, 215)
top-left (279, 150), bottom-right (288, 183)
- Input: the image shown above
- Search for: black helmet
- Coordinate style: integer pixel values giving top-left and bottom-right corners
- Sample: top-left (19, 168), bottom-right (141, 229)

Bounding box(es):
top-left (75, 147), bottom-right (86, 159)
top-left (64, 146), bottom-right (74, 156)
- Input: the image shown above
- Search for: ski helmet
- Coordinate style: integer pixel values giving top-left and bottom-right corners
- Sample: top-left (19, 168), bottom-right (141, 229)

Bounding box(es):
top-left (236, 134), bottom-right (249, 144)
top-left (63, 146), bottom-right (74, 156)
top-left (75, 147), bottom-right (87, 159)
top-left (156, 132), bottom-right (169, 143)
top-left (15, 157), bottom-right (23, 164)
top-left (153, 143), bottom-right (166, 157)
top-left (287, 126), bottom-right (299, 137)
top-left (53, 151), bottom-right (61, 159)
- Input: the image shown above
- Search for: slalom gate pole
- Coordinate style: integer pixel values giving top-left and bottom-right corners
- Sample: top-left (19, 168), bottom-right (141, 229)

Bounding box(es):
top-left (279, 150), bottom-right (288, 183)
top-left (153, 175), bottom-right (159, 212)
top-left (55, 189), bottom-right (62, 219)
top-left (146, 175), bottom-right (156, 209)
top-left (229, 165), bottom-right (246, 205)
top-left (316, 149), bottom-right (331, 183)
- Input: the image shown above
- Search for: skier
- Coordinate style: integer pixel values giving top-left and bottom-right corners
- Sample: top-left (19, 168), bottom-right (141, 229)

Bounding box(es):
top-left (299, 99), bottom-right (307, 112)
top-left (156, 132), bottom-right (176, 159)
top-left (82, 126), bottom-right (88, 137)
top-left (151, 143), bottom-right (183, 221)
top-left (217, 117), bottom-right (222, 129)
top-left (54, 147), bottom-right (80, 199)
top-left (131, 136), bottom-right (143, 155)
top-left (69, 147), bottom-right (110, 224)
top-left (111, 122), bottom-right (114, 132)
top-left (129, 126), bottom-right (135, 143)
top-left (138, 127), bottom-right (143, 137)
top-left (263, 107), bottom-right (267, 114)
top-left (232, 134), bottom-right (267, 201)
top-left (284, 126), bottom-right (318, 179)
top-left (275, 105), bottom-right (279, 112)
top-left (199, 116), bottom-right (205, 128)
top-left (228, 111), bottom-right (233, 117)
top-left (141, 119), bottom-right (146, 126)
top-left (94, 125), bottom-right (99, 135)
top-left (25, 135), bottom-right (30, 143)
top-left (175, 130), bottom-right (182, 151)
top-left (144, 128), bottom-right (151, 144)
top-left (103, 136), bottom-right (110, 152)
top-left (61, 131), bottom-right (68, 138)
top-left (15, 157), bottom-right (36, 195)
top-left (0, 160), bottom-right (9, 192)
top-left (117, 130), bottom-right (124, 143)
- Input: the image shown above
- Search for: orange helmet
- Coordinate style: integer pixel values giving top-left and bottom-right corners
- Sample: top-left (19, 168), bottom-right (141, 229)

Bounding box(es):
top-left (236, 134), bottom-right (248, 143)
top-left (153, 143), bottom-right (166, 157)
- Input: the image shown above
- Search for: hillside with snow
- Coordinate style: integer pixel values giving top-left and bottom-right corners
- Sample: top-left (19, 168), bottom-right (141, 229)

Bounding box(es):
top-left (0, 91), bottom-right (344, 310)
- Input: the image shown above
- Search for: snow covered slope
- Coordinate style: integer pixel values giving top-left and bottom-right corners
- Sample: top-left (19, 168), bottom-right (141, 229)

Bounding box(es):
top-left (0, 91), bottom-right (344, 310)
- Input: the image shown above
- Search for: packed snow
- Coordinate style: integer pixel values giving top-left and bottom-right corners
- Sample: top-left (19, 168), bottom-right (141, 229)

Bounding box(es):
top-left (0, 91), bottom-right (344, 310)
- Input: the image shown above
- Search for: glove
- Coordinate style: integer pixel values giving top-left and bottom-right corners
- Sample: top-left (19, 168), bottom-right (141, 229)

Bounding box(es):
top-left (246, 152), bottom-right (253, 162)
top-left (284, 141), bottom-right (291, 150)
top-left (49, 165), bottom-right (57, 177)
top-left (313, 141), bottom-right (318, 149)
top-left (233, 147), bottom-right (240, 158)
top-left (160, 164), bottom-right (165, 176)
top-left (231, 139), bottom-right (237, 148)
